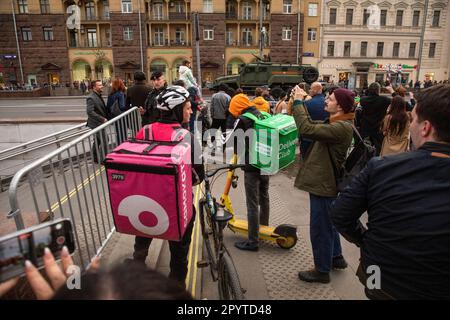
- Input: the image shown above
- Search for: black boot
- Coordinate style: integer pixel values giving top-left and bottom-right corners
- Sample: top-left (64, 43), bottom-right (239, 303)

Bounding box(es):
top-left (298, 269), bottom-right (330, 283)
top-left (332, 255), bottom-right (348, 269)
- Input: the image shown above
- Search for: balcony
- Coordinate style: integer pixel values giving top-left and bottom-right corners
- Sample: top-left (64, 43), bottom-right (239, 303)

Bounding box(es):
top-left (152, 39), bottom-right (169, 46)
top-left (170, 40), bottom-right (188, 46)
top-left (169, 12), bottom-right (190, 20)
top-left (150, 14), bottom-right (167, 21)
top-left (226, 39), bottom-right (237, 46)
top-left (226, 12), bottom-right (238, 20)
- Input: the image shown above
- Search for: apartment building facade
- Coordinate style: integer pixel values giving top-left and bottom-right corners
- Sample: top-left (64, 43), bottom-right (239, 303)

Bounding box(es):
top-left (319, 0), bottom-right (450, 89)
top-left (0, 0), bottom-right (305, 87)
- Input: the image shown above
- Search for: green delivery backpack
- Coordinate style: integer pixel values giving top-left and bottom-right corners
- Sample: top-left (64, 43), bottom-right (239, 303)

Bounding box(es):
top-left (242, 111), bottom-right (298, 174)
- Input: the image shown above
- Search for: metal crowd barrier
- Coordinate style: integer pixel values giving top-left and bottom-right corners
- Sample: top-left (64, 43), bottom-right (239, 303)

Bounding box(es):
top-left (0, 123), bottom-right (90, 192)
top-left (7, 108), bottom-right (141, 270)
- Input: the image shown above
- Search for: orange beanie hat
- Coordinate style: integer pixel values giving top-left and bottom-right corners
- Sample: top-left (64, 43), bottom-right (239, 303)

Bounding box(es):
top-left (228, 93), bottom-right (252, 118)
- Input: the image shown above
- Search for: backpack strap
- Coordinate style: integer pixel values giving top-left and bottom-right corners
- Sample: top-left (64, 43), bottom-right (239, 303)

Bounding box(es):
top-left (144, 124), bottom-right (153, 141)
top-left (242, 111), bottom-right (270, 122)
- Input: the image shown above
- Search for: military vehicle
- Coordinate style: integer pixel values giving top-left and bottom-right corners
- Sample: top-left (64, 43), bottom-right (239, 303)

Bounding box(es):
top-left (210, 58), bottom-right (319, 92)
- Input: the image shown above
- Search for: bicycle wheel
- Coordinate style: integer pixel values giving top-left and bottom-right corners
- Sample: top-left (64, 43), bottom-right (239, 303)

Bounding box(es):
top-left (218, 250), bottom-right (245, 300)
top-left (199, 199), bottom-right (219, 280)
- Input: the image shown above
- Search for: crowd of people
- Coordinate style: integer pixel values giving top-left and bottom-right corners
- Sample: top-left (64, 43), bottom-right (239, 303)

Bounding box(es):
top-left (1, 62), bottom-right (450, 300)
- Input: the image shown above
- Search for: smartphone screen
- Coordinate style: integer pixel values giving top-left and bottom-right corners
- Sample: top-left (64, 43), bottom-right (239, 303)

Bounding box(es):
top-left (0, 219), bottom-right (75, 282)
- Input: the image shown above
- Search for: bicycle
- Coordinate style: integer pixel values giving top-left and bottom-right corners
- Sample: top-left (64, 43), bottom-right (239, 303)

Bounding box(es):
top-left (197, 163), bottom-right (246, 300)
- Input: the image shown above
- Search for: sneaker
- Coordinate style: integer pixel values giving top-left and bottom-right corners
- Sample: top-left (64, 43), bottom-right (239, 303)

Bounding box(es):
top-left (332, 255), bottom-right (348, 270)
top-left (234, 241), bottom-right (259, 252)
top-left (298, 269), bottom-right (330, 283)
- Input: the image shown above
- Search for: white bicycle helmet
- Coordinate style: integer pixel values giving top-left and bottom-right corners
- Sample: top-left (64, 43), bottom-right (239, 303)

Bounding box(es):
top-left (156, 85), bottom-right (190, 111)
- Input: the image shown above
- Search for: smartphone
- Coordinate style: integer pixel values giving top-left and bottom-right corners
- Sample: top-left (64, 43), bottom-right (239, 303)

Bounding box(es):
top-left (0, 218), bottom-right (76, 282)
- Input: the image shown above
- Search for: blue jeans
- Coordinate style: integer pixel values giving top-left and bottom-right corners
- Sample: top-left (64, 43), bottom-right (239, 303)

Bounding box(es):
top-left (309, 193), bottom-right (342, 273)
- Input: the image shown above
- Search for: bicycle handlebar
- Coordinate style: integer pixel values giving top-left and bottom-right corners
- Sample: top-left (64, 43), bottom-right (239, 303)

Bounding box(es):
top-left (205, 164), bottom-right (246, 178)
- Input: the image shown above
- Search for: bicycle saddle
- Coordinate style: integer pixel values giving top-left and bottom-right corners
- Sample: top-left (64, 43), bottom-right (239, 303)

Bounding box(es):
top-left (213, 206), bottom-right (233, 223)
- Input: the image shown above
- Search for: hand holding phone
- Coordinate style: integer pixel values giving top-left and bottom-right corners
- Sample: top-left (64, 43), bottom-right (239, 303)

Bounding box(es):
top-left (0, 219), bottom-right (76, 283)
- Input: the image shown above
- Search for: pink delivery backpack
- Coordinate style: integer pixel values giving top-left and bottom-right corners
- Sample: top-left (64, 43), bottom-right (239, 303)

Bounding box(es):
top-left (104, 122), bottom-right (193, 241)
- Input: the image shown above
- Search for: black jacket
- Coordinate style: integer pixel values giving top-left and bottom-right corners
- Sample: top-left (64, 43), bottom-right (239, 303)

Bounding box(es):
top-left (125, 82), bottom-right (152, 110)
top-left (359, 93), bottom-right (391, 137)
top-left (331, 142), bottom-right (450, 299)
top-left (86, 91), bottom-right (107, 129)
top-left (143, 87), bottom-right (164, 125)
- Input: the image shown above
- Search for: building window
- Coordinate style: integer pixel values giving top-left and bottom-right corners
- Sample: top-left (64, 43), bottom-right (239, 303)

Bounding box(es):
top-left (43, 27), bottom-right (53, 41)
top-left (154, 27), bottom-right (164, 46)
top-left (242, 1), bottom-right (252, 20)
top-left (242, 28), bottom-right (253, 46)
top-left (412, 10), bottom-right (420, 27)
top-left (429, 42), bottom-right (436, 58)
top-left (432, 10), bottom-right (440, 27)
top-left (123, 26), bottom-right (133, 41)
top-left (103, 0), bottom-right (110, 19)
top-left (86, 1), bottom-right (95, 20)
top-left (226, 30), bottom-right (234, 45)
top-left (327, 41), bottom-right (335, 57)
top-left (329, 8), bottom-right (337, 25)
top-left (343, 41), bottom-right (351, 57)
top-left (203, 0), bottom-right (213, 13)
top-left (87, 28), bottom-right (98, 47)
top-left (377, 42), bottom-right (384, 57)
top-left (121, 0), bottom-right (132, 13)
top-left (175, 1), bottom-right (184, 13)
top-left (409, 43), bottom-right (416, 58)
top-left (396, 10), bottom-right (403, 26)
top-left (380, 9), bottom-right (387, 26)
top-left (360, 41), bottom-right (367, 57)
top-left (105, 27), bottom-right (111, 46)
top-left (21, 27), bottom-right (32, 41)
top-left (393, 42), bottom-right (400, 57)
top-left (40, 0), bottom-right (50, 14)
top-left (204, 28), bottom-right (214, 40)
top-left (153, 3), bottom-right (164, 19)
top-left (175, 28), bottom-right (185, 44)
top-left (308, 3), bottom-right (318, 17)
top-left (307, 28), bottom-right (317, 41)
top-left (283, 0), bottom-right (292, 14)
top-left (346, 9), bottom-right (353, 25)
top-left (282, 27), bottom-right (292, 41)
top-left (363, 9), bottom-right (369, 25)
top-left (18, 0), bottom-right (28, 13)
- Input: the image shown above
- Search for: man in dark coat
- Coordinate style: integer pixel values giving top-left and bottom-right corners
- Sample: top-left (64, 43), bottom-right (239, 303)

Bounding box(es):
top-left (359, 82), bottom-right (391, 155)
top-left (86, 80), bottom-right (108, 163)
top-left (331, 84), bottom-right (450, 299)
top-left (125, 71), bottom-right (152, 112)
top-left (141, 71), bottom-right (166, 125)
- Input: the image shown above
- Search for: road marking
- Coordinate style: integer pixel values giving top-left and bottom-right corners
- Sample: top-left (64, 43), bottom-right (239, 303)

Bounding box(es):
top-left (47, 166), bottom-right (105, 214)
top-left (191, 192), bottom-right (202, 297)
top-left (185, 184), bottom-right (201, 295)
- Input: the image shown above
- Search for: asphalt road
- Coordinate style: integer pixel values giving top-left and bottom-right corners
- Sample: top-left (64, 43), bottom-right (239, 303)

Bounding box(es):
top-left (0, 96), bottom-right (213, 122)
top-left (0, 97), bottom-right (87, 121)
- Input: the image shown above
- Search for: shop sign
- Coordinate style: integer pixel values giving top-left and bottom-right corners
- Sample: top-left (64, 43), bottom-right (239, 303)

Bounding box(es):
top-left (373, 63), bottom-right (417, 71)
top-left (74, 51), bottom-right (97, 55)
top-left (2, 55), bottom-right (17, 59)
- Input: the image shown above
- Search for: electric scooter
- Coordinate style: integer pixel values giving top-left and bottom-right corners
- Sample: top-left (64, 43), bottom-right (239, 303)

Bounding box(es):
top-left (219, 155), bottom-right (298, 249)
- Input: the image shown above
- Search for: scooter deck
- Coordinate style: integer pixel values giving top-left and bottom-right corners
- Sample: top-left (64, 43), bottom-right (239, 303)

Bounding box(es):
top-left (228, 218), bottom-right (279, 240)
